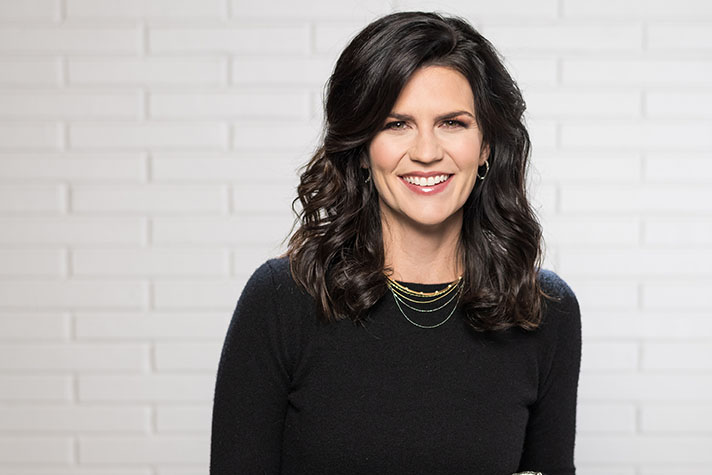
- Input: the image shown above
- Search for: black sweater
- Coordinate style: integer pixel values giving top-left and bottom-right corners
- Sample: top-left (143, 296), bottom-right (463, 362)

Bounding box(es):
top-left (210, 257), bottom-right (581, 475)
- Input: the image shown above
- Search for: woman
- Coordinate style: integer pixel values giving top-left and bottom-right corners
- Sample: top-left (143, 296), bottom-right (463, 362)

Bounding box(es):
top-left (211, 11), bottom-right (581, 475)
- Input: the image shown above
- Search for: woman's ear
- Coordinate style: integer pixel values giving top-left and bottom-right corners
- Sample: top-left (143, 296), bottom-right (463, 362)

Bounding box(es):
top-left (479, 143), bottom-right (490, 165)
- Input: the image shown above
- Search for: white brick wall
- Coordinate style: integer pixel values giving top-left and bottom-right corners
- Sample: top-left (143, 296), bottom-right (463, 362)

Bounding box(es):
top-left (0, 1), bottom-right (710, 473)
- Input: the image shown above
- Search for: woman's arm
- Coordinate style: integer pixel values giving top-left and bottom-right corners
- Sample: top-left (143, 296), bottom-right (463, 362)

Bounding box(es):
top-left (210, 261), bottom-right (292, 474)
top-left (518, 274), bottom-right (582, 475)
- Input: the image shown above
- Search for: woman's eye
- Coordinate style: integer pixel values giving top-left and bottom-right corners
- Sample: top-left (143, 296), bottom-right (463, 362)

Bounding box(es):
top-left (385, 121), bottom-right (406, 130)
top-left (443, 119), bottom-right (465, 128)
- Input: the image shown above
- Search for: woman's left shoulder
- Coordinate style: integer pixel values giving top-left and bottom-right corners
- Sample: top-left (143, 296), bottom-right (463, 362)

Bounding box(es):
top-left (536, 269), bottom-right (581, 331)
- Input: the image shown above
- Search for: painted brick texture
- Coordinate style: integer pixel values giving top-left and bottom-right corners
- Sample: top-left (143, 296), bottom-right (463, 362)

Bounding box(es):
top-left (0, 1), bottom-right (710, 473)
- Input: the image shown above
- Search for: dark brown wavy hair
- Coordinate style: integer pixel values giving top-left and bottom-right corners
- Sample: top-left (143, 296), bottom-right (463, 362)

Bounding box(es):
top-left (287, 11), bottom-right (544, 331)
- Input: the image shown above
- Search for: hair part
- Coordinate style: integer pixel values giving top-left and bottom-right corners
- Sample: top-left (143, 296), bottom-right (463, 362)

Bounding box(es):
top-left (288, 11), bottom-right (545, 331)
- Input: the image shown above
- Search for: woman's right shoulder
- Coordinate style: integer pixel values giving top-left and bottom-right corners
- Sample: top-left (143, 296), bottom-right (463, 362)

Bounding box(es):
top-left (238, 256), bottom-right (314, 313)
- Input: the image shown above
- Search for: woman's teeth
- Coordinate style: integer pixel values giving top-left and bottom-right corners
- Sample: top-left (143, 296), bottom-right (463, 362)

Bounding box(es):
top-left (403, 174), bottom-right (449, 186)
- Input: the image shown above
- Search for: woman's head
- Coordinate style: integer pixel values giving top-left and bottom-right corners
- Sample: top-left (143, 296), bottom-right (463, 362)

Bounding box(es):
top-left (289, 11), bottom-right (543, 331)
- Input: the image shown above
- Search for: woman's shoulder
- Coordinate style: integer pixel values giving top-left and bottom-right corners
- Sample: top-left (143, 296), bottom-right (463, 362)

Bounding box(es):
top-left (536, 269), bottom-right (581, 333)
top-left (241, 256), bottom-right (312, 308)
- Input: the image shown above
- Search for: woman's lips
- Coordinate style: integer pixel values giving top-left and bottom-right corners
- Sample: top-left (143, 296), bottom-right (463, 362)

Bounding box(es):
top-left (399, 174), bottom-right (453, 195)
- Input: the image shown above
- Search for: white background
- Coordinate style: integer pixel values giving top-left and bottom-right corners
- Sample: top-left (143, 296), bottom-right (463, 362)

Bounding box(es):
top-left (0, 0), bottom-right (711, 474)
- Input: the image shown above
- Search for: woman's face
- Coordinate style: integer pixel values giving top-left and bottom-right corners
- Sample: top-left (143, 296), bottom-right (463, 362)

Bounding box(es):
top-left (367, 66), bottom-right (488, 232)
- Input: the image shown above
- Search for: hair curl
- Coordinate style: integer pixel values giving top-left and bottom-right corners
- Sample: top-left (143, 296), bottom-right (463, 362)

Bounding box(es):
top-left (287, 11), bottom-right (544, 331)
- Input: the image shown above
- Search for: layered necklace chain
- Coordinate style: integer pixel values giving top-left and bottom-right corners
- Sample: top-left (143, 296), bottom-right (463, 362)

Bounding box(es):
top-left (385, 275), bottom-right (463, 329)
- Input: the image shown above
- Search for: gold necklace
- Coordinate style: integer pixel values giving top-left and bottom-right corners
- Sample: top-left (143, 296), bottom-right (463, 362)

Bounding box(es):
top-left (386, 276), bottom-right (463, 329)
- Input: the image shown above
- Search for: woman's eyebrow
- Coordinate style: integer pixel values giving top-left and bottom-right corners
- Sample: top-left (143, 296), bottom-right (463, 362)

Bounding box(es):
top-left (387, 110), bottom-right (476, 121)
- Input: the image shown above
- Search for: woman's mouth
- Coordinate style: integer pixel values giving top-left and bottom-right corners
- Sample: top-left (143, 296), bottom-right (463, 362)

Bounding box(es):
top-left (399, 174), bottom-right (453, 194)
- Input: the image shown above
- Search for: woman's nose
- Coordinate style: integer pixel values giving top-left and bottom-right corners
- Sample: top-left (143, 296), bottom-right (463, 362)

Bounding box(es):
top-left (409, 130), bottom-right (443, 163)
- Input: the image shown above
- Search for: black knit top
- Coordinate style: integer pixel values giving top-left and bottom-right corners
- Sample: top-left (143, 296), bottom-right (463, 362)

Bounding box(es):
top-left (210, 257), bottom-right (581, 475)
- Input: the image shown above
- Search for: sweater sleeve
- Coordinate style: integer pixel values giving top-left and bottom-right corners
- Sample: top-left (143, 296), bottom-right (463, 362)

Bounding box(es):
top-left (210, 260), bottom-right (294, 475)
top-left (517, 272), bottom-right (582, 475)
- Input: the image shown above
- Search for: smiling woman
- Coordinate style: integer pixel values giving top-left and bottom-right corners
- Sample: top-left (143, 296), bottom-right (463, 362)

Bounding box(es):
top-left (211, 11), bottom-right (581, 475)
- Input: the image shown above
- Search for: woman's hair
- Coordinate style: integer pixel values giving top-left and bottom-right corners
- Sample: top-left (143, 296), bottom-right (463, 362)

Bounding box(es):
top-left (287, 11), bottom-right (544, 331)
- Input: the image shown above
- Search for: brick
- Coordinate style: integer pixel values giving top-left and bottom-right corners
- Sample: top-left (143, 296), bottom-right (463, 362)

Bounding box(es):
top-left (649, 24), bottom-right (712, 50)
top-left (562, 122), bottom-right (712, 150)
top-left (75, 313), bottom-right (229, 339)
top-left (644, 218), bottom-right (712, 245)
top-left (0, 437), bottom-right (72, 463)
top-left (231, 57), bottom-right (335, 86)
top-left (70, 123), bottom-right (228, 150)
top-left (0, 59), bottom-right (60, 85)
top-left (0, 249), bottom-right (64, 276)
top-left (79, 374), bottom-right (214, 402)
top-left (564, 278), bottom-right (638, 309)
top-left (0, 314), bottom-right (69, 340)
top-left (0, 154), bottom-right (145, 182)
top-left (581, 342), bottom-right (638, 370)
top-left (150, 91), bottom-right (309, 119)
top-left (642, 470), bottom-right (711, 475)
top-left (69, 58), bottom-right (226, 86)
top-left (532, 152), bottom-right (641, 182)
top-left (67, 0), bottom-right (225, 18)
top-left (529, 183), bottom-right (557, 215)
top-left (232, 183), bottom-right (296, 213)
top-left (155, 342), bottom-right (221, 370)
top-left (0, 406), bottom-right (149, 432)
top-left (0, 343), bottom-right (148, 371)
top-left (561, 185), bottom-right (712, 213)
top-left (0, 92), bottom-right (141, 119)
top-left (395, 0), bottom-right (558, 18)
top-left (0, 470), bottom-right (151, 475)
top-left (563, 59), bottom-right (712, 86)
top-left (505, 57), bottom-right (558, 87)
top-left (232, 0), bottom-right (388, 18)
top-left (643, 343), bottom-right (712, 370)
top-left (484, 24), bottom-right (642, 52)
top-left (563, 0), bottom-right (712, 18)
top-left (233, 122), bottom-right (320, 151)
top-left (559, 249), bottom-right (712, 276)
top-left (151, 154), bottom-right (299, 183)
top-left (0, 28), bottom-right (140, 53)
top-left (0, 217), bottom-right (145, 245)
top-left (72, 249), bottom-right (228, 276)
top-left (646, 92), bottom-right (712, 119)
top-left (577, 403), bottom-right (636, 433)
top-left (0, 280), bottom-right (147, 309)
top-left (575, 435), bottom-right (712, 463)
top-left (576, 469), bottom-right (634, 475)
top-left (72, 185), bottom-right (227, 214)
top-left (579, 373), bottom-right (712, 401)
top-left (150, 26), bottom-right (309, 54)
top-left (0, 375), bottom-right (71, 401)
top-left (542, 217), bottom-right (640, 246)
top-left (583, 312), bottom-right (712, 339)
top-left (314, 22), bottom-right (366, 55)
top-left (642, 282), bottom-right (711, 310)
top-left (0, 0), bottom-right (57, 19)
top-left (152, 215), bottom-right (293, 245)
top-left (526, 119), bottom-right (557, 150)
top-left (153, 280), bottom-right (243, 309)
top-left (0, 124), bottom-right (61, 150)
top-left (645, 154), bottom-right (712, 183)
top-left (155, 470), bottom-right (203, 475)
top-left (526, 90), bottom-right (640, 118)
top-left (0, 185), bottom-right (63, 213)
top-left (642, 404), bottom-right (712, 433)
top-left (156, 406), bottom-right (210, 432)
top-left (79, 435), bottom-right (207, 464)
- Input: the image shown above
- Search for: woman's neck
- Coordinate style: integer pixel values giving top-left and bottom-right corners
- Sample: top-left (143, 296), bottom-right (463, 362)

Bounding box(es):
top-left (381, 212), bottom-right (463, 285)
